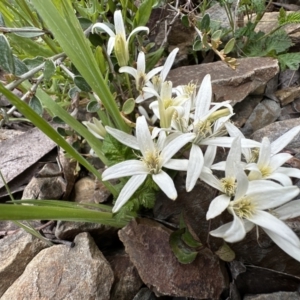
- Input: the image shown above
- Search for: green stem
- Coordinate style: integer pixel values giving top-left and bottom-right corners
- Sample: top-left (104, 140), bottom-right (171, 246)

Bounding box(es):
top-left (125, 73), bottom-right (133, 99)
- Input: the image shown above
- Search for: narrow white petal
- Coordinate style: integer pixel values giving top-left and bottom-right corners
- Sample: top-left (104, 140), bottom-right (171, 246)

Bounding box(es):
top-left (273, 200), bottom-right (300, 220)
top-left (102, 160), bottom-right (148, 180)
top-left (136, 91), bottom-right (155, 103)
top-left (152, 171), bottom-right (177, 200)
top-left (112, 174), bottom-right (147, 212)
top-left (210, 209), bottom-right (246, 243)
top-left (248, 210), bottom-right (300, 247)
top-left (241, 138), bottom-right (262, 148)
top-left (145, 66), bottom-right (164, 81)
top-left (225, 137), bottom-right (241, 178)
top-left (248, 181), bottom-right (299, 210)
top-left (136, 116), bottom-right (155, 156)
top-left (186, 144), bottom-right (204, 192)
top-left (127, 26), bottom-right (149, 41)
top-left (160, 48), bottom-right (179, 81)
top-left (266, 172), bottom-right (292, 186)
top-left (201, 136), bottom-right (234, 147)
top-left (105, 126), bottom-right (139, 150)
top-left (114, 10), bottom-right (126, 36)
top-left (278, 167), bottom-right (300, 178)
top-left (164, 159), bottom-right (189, 171)
top-left (200, 172), bottom-right (223, 192)
top-left (92, 23), bottom-right (116, 37)
top-left (269, 153), bottom-right (292, 170)
top-left (137, 51), bottom-right (146, 73)
top-left (161, 81), bottom-right (173, 101)
top-left (234, 163), bottom-right (249, 201)
top-left (270, 125), bottom-right (300, 155)
top-left (263, 228), bottom-right (300, 262)
top-left (160, 133), bottom-right (194, 164)
top-left (257, 137), bottom-right (271, 168)
top-left (206, 194), bottom-right (231, 220)
top-left (203, 145), bottom-right (216, 167)
top-left (107, 37), bottom-right (115, 55)
top-left (119, 66), bottom-right (138, 79)
top-left (194, 74), bottom-right (212, 120)
top-left (211, 161), bottom-right (226, 171)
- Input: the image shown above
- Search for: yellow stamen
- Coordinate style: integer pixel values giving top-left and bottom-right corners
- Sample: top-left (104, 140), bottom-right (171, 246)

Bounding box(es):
top-left (220, 177), bottom-right (236, 197)
top-left (232, 197), bottom-right (256, 219)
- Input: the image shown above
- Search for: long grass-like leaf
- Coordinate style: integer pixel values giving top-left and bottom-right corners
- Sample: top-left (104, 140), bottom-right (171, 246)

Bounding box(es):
top-left (30, 0), bottom-right (128, 132)
top-left (0, 204), bottom-right (128, 227)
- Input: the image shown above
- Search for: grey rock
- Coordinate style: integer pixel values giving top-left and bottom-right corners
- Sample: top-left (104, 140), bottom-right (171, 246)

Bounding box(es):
top-left (251, 118), bottom-right (300, 151)
top-left (244, 291), bottom-right (300, 300)
top-left (133, 287), bottom-right (159, 300)
top-left (0, 230), bottom-right (49, 297)
top-left (168, 57), bottom-right (279, 105)
top-left (242, 99), bottom-right (281, 136)
top-left (1, 232), bottom-right (114, 300)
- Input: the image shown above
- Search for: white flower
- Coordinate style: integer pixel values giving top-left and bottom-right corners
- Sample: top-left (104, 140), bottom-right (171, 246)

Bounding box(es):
top-left (119, 51), bottom-right (163, 102)
top-left (82, 117), bottom-right (106, 139)
top-left (147, 81), bottom-right (189, 129)
top-left (92, 10), bottom-right (149, 66)
top-left (102, 116), bottom-right (194, 212)
top-left (246, 136), bottom-right (300, 185)
top-left (208, 172), bottom-right (300, 261)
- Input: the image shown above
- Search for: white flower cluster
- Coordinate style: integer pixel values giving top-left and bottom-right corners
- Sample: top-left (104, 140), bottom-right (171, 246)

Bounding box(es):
top-left (88, 11), bottom-right (300, 262)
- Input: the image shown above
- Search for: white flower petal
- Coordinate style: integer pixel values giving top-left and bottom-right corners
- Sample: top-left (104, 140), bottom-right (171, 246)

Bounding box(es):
top-left (186, 144), bottom-right (204, 192)
top-left (257, 137), bottom-right (271, 167)
top-left (206, 194), bottom-right (231, 220)
top-left (137, 51), bottom-right (146, 73)
top-left (152, 171), bottom-right (177, 200)
top-left (204, 145), bottom-right (216, 167)
top-left (145, 66), bottom-right (164, 81)
top-left (105, 126), bottom-right (139, 150)
top-left (266, 172), bottom-right (292, 186)
top-left (160, 133), bottom-right (194, 164)
top-left (270, 125), bottom-right (300, 155)
top-left (248, 210), bottom-right (300, 247)
top-left (201, 136), bottom-right (234, 147)
top-left (113, 10), bottom-right (125, 36)
top-left (210, 209), bottom-right (246, 243)
top-left (127, 26), bottom-right (149, 42)
top-left (225, 137), bottom-right (241, 178)
top-left (102, 160), bottom-right (148, 180)
top-left (119, 66), bottom-right (138, 79)
top-left (278, 167), bottom-right (300, 178)
top-left (234, 163), bottom-right (249, 201)
top-left (248, 181), bottom-right (299, 210)
top-left (200, 172), bottom-right (223, 192)
top-left (112, 174), bottom-right (147, 212)
top-left (194, 74), bottom-right (212, 120)
top-left (269, 153), bottom-right (292, 170)
top-left (92, 23), bottom-right (116, 37)
top-left (107, 37), bottom-right (116, 55)
top-left (273, 200), bottom-right (300, 220)
top-left (136, 116), bottom-right (155, 156)
top-left (263, 228), bottom-right (300, 262)
top-left (164, 159), bottom-right (189, 171)
top-left (160, 48), bottom-right (179, 81)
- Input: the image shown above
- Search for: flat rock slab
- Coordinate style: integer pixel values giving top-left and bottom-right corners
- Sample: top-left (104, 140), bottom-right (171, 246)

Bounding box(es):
top-left (168, 57), bottom-right (279, 105)
top-left (118, 218), bottom-right (228, 299)
top-left (0, 126), bottom-right (56, 189)
top-left (1, 232), bottom-right (114, 300)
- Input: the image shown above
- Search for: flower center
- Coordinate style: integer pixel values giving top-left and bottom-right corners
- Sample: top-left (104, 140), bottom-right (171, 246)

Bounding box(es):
top-left (220, 177), bottom-right (236, 197)
top-left (260, 165), bottom-right (272, 178)
top-left (137, 73), bottom-right (146, 92)
top-left (249, 148), bottom-right (260, 163)
top-left (152, 75), bottom-right (162, 92)
top-left (183, 82), bottom-right (196, 97)
top-left (193, 119), bottom-right (212, 144)
top-left (142, 149), bottom-right (161, 174)
top-left (163, 98), bottom-right (174, 109)
top-left (231, 197), bottom-right (256, 219)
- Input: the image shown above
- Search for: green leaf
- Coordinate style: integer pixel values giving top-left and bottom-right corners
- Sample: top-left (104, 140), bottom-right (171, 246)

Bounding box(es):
top-left (200, 14), bottom-right (210, 31)
top-left (278, 53), bottom-right (300, 70)
top-left (169, 229), bottom-right (198, 264)
top-left (13, 56), bottom-right (29, 76)
top-left (13, 27), bottom-right (45, 38)
top-left (0, 34), bottom-right (15, 74)
top-left (86, 100), bottom-right (100, 113)
top-left (30, 0), bottom-right (127, 132)
top-left (181, 15), bottom-right (189, 28)
top-left (215, 242), bottom-right (235, 262)
top-left (74, 75), bottom-right (92, 92)
top-left (278, 9), bottom-right (300, 26)
top-left (133, 0), bottom-right (153, 27)
top-left (0, 204), bottom-right (128, 227)
top-left (44, 60), bottom-right (56, 81)
top-left (122, 98), bottom-right (135, 114)
top-left (23, 56), bottom-right (44, 69)
top-left (29, 95), bottom-right (43, 116)
top-left (223, 38), bottom-right (235, 54)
